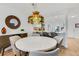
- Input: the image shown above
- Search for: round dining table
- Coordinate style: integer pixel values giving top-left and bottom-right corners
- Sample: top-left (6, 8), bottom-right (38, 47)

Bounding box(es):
top-left (15, 36), bottom-right (57, 55)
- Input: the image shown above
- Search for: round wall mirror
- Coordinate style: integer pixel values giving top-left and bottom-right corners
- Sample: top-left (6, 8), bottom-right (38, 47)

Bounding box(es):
top-left (5, 15), bottom-right (21, 29)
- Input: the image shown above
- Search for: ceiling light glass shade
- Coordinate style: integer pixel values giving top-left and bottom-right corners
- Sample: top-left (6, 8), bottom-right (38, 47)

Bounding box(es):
top-left (28, 11), bottom-right (45, 32)
top-left (28, 11), bottom-right (44, 24)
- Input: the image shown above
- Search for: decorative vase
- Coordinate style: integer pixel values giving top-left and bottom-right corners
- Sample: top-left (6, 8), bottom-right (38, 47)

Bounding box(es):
top-left (21, 29), bottom-right (24, 31)
top-left (1, 27), bottom-right (6, 34)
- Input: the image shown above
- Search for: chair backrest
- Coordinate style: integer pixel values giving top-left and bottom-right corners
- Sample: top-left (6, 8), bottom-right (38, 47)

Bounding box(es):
top-left (54, 36), bottom-right (63, 48)
top-left (0, 35), bottom-right (10, 49)
top-left (9, 35), bottom-right (21, 44)
top-left (54, 36), bottom-right (63, 44)
top-left (9, 35), bottom-right (21, 54)
top-left (29, 48), bottom-right (59, 56)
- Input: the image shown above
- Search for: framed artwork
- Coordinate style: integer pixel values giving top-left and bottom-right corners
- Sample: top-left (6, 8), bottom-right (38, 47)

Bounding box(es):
top-left (75, 23), bottom-right (79, 28)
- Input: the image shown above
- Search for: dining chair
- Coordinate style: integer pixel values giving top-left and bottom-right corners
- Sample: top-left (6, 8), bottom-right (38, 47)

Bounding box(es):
top-left (53, 36), bottom-right (63, 48)
top-left (29, 48), bottom-right (59, 56)
top-left (29, 36), bottom-right (63, 56)
top-left (9, 35), bottom-right (21, 56)
top-left (0, 35), bottom-right (10, 56)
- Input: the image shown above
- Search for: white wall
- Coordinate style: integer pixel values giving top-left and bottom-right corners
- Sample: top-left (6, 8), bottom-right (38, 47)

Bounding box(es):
top-left (67, 8), bottom-right (79, 38)
top-left (0, 3), bottom-right (79, 38)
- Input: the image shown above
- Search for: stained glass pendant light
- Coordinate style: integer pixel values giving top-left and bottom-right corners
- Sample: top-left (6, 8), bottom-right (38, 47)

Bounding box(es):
top-left (28, 3), bottom-right (45, 32)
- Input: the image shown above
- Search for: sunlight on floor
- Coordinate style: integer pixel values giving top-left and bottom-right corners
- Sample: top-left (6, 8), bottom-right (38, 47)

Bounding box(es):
top-left (59, 38), bottom-right (79, 56)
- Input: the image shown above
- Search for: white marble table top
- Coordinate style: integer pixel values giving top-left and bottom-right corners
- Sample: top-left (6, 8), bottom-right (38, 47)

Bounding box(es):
top-left (15, 36), bottom-right (57, 52)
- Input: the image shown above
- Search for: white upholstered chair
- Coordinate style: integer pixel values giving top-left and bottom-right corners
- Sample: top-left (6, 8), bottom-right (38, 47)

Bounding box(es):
top-left (29, 36), bottom-right (63, 56)
top-left (29, 48), bottom-right (59, 56)
top-left (9, 35), bottom-right (21, 56)
top-left (54, 36), bottom-right (63, 47)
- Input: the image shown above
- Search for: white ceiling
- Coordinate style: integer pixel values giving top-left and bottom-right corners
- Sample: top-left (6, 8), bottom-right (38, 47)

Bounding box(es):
top-left (0, 3), bottom-right (79, 16)
top-left (0, 3), bottom-right (79, 12)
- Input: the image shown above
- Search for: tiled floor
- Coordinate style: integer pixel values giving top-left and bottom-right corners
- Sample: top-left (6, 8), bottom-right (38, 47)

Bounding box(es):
top-left (0, 38), bottom-right (79, 56)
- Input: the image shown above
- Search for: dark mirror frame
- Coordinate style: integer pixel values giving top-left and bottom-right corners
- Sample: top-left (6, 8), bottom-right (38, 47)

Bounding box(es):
top-left (5, 15), bottom-right (21, 29)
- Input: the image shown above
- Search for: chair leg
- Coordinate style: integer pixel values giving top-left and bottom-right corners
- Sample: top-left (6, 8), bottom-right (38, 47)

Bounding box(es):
top-left (14, 50), bottom-right (21, 56)
top-left (18, 50), bottom-right (29, 56)
top-left (15, 54), bottom-right (17, 56)
top-left (19, 51), bottom-right (26, 56)
top-left (1, 48), bottom-right (5, 56)
top-left (0, 50), bottom-right (1, 53)
top-left (25, 52), bottom-right (29, 56)
top-left (19, 50), bottom-right (22, 56)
